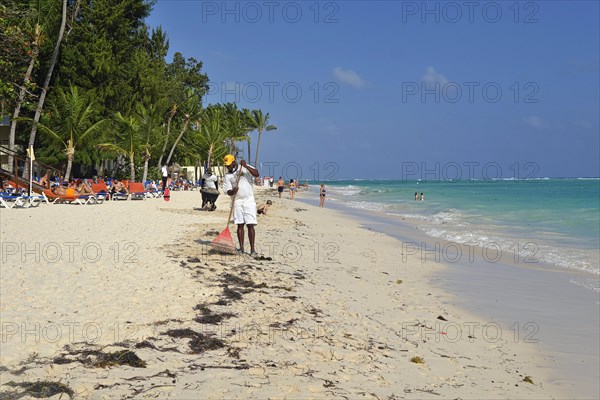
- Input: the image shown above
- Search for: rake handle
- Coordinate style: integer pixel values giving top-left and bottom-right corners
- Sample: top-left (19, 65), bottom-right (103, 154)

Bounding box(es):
top-left (226, 166), bottom-right (244, 227)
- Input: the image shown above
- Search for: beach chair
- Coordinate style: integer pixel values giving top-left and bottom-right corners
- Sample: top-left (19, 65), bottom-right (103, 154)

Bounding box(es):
top-left (129, 182), bottom-right (147, 200)
top-left (42, 189), bottom-right (86, 205)
top-left (91, 183), bottom-right (110, 201)
top-left (15, 194), bottom-right (45, 208)
top-left (111, 191), bottom-right (129, 200)
top-left (0, 194), bottom-right (23, 208)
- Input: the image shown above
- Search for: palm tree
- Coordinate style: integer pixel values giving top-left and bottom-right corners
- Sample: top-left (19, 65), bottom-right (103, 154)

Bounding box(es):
top-left (98, 112), bottom-right (140, 181)
top-left (245, 109), bottom-right (277, 169)
top-left (240, 108), bottom-right (253, 162)
top-left (223, 104), bottom-right (252, 162)
top-left (8, 0), bottom-right (48, 171)
top-left (135, 103), bottom-right (160, 183)
top-left (157, 103), bottom-right (177, 168)
top-left (165, 90), bottom-right (202, 166)
top-left (199, 107), bottom-right (228, 167)
top-left (27, 0), bottom-right (68, 149)
top-left (33, 85), bottom-right (106, 181)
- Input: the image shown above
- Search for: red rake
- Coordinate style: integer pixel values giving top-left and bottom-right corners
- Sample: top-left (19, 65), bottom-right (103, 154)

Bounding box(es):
top-left (210, 166), bottom-right (243, 253)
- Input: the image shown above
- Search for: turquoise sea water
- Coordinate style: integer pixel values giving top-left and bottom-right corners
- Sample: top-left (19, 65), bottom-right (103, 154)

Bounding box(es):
top-left (322, 178), bottom-right (600, 285)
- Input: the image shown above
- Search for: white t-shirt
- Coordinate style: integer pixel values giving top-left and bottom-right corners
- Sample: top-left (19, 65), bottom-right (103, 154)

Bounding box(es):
top-left (203, 173), bottom-right (217, 189)
top-left (222, 165), bottom-right (255, 204)
top-left (161, 165), bottom-right (168, 177)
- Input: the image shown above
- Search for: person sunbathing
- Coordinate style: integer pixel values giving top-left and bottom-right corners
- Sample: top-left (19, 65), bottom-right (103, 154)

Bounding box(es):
top-left (75, 179), bottom-right (94, 195)
top-left (51, 185), bottom-right (68, 196)
top-left (110, 180), bottom-right (129, 195)
top-left (39, 170), bottom-right (51, 189)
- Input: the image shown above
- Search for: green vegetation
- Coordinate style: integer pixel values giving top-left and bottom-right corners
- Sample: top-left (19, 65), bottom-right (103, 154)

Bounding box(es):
top-left (1, 0), bottom-right (277, 179)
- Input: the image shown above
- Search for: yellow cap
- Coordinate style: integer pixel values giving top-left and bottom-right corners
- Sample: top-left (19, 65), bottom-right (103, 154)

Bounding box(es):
top-left (223, 154), bottom-right (235, 166)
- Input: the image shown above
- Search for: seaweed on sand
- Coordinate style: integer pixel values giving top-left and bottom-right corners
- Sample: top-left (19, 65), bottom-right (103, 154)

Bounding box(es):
top-left (189, 336), bottom-right (226, 354)
top-left (223, 287), bottom-right (242, 300)
top-left (221, 273), bottom-right (257, 288)
top-left (163, 328), bottom-right (201, 339)
top-left (523, 376), bottom-right (534, 384)
top-left (194, 303), bottom-right (212, 315)
top-left (195, 312), bottom-right (235, 325)
top-left (162, 328), bottom-right (225, 354)
top-left (93, 350), bottom-right (147, 368)
top-left (2, 381), bottom-right (74, 399)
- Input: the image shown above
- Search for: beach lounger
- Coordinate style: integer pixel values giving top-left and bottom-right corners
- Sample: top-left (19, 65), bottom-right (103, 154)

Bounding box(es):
top-left (17, 195), bottom-right (45, 208)
top-left (111, 191), bottom-right (129, 200)
top-left (91, 183), bottom-right (110, 201)
top-left (42, 189), bottom-right (86, 205)
top-left (128, 182), bottom-right (147, 200)
top-left (0, 194), bottom-right (22, 208)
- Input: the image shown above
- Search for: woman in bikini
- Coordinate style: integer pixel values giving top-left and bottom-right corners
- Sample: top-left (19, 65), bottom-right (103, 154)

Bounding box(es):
top-left (320, 184), bottom-right (326, 208)
top-left (289, 179), bottom-right (296, 200)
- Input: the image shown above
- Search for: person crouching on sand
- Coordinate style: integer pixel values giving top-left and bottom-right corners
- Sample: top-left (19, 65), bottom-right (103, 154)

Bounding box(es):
top-left (222, 154), bottom-right (260, 256)
top-left (257, 200), bottom-right (273, 215)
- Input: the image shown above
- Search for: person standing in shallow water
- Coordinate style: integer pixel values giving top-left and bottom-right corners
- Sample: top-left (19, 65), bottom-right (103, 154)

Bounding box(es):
top-left (415, 192), bottom-right (418, 201)
top-left (320, 184), bottom-right (326, 208)
top-left (420, 192), bottom-right (424, 201)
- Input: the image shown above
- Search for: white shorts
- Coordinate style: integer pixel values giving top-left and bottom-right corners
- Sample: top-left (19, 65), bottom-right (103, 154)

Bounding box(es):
top-left (233, 200), bottom-right (257, 225)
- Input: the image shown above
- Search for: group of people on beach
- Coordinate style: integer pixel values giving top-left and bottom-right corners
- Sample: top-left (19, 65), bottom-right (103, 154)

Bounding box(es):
top-left (275, 177), bottom-right (311, 200)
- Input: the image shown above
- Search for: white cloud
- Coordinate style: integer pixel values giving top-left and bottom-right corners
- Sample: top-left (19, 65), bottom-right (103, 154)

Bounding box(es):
top-left (422, 66), bottom-right (448, 88)
top-left (333, 67), bottom-right (367, 88)
top-left (523, 115), bottom-right (543, 129)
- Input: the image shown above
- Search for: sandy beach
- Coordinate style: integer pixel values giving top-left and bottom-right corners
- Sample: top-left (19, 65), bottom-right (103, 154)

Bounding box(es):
top-left (0, 189), bottom-right (576, 398)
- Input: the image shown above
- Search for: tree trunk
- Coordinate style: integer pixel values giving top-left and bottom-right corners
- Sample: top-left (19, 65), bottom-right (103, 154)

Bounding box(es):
top-left (27, 0), bottom-right (68, 150)
top-left (157, 105), bottom-right (176, 168)
top-left (99, 159), bottom-right (105, 178)
top-left (254, 128), bottom-right (263, 171)
top-left (207, 145), bottom-right (213, 169)
top-left (246, 137), bottom-right (251, 164)
top-left (65, 157), bottom-right (73, 181)
top-left (165, 118), bottom-right (189, 165)
top-left (8, 31), bottom-right (40, 172)
top-left (130, 154), bottom-right (135, 181)
top-left (142, 156), bottom-right (150, 183)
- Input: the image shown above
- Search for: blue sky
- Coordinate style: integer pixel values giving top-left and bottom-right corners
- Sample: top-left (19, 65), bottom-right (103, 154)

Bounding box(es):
top-left (147, 1), bottom-right (599, 180)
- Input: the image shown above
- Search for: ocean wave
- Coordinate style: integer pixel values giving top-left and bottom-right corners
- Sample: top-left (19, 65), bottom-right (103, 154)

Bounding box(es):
top-left (346, 201), bottom-right (391, 212)
top-left (328, 185), bottom-right (363, 196)
top-left (421, 227), bottom-right (600, 276)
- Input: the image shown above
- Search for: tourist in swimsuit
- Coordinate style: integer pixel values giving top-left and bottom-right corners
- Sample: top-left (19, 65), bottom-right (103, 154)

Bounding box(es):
top-left (277, 177), bottom-right (284, 198)
top-left (289, 179), bottom-right (296, 200)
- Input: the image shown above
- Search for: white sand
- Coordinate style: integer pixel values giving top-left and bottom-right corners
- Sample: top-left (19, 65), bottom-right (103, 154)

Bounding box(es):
top-left (0, 189), bottom-right (569, 398)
